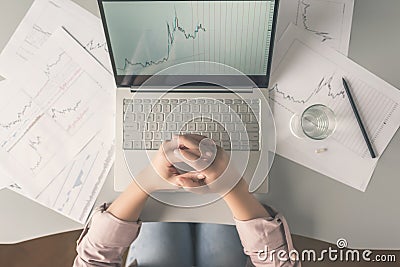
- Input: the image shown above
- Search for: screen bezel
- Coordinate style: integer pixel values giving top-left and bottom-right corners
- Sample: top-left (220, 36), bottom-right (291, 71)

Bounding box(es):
top-left (97, 0), bottom-right (279, 88)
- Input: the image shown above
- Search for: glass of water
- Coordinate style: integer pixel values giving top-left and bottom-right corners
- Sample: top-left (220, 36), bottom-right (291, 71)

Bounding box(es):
top-left (290, 104), bottom-right (336, 140)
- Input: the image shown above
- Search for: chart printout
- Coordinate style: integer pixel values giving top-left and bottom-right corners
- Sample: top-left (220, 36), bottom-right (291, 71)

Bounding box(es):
top-left (102, 1), bottom-right (276, 76)
top-left (275, 0), bottom-right (354, 55)
top-left (10, 131), bottom-right (114, 223)
top-left (0, 0), bottom-right (112, 80)
top-left (270, 25), bottom-right (400, 191)
top-left (0, 29), bottom-right (115, 196)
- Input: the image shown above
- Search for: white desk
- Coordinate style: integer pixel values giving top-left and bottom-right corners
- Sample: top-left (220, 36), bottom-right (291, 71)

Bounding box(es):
top-left (1, 0), bottom-right (400, 249)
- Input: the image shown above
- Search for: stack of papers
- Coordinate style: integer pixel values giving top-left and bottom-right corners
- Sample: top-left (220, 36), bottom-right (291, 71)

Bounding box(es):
top-left (0, 0), bottom-right (115, 223)
top-left (271, 23), bottom-right (400, 191)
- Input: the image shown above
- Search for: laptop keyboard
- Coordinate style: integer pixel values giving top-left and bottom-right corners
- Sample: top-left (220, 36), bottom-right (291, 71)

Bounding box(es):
top-left (123, 98), bottom-right (260, 151)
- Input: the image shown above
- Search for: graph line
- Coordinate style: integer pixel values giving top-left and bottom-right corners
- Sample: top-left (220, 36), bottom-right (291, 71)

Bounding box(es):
top-left (32, 24), bottom-right (52, 36)
top-left (118, 8), bottom-right (206, 71)
top-left (28, 136), bottom-right (41, 148)
top-left (269, 74), bottom-right (345, 105)
top-left (0, 100), bottom-right (33, 129)
top-left (299, 0), bottom-right (334, 42)
top-left (85, 40), bottom-right (108, 53)
top-left (44, 51), bottom-right (66, 77)
top-left (50, 100), bottom-right (82, 118)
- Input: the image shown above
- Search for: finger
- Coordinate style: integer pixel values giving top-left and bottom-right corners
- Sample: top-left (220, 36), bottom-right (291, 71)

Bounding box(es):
top-left (175, 173), bottom-right (206, 188)
top-left (176, 134), bottom-right (202, 150)
top-left (174, 148), bottom-right (200, 161)
top-left (185, 134), bottom-right (206, 142)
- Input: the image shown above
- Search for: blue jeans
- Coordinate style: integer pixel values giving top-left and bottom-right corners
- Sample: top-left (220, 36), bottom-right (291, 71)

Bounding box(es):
top-left (126, 222), bottom-right (248, 267)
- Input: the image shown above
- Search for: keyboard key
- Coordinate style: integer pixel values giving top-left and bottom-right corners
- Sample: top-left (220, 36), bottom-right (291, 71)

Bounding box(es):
top-left (197, 123), bottom-right (206, 131)
top-left (154, 132), bottom-right (162, 140)
top-left (165, 114), bottom-right (174, 122)
top-left (222, 141), bottom-right (231, 150)
top-left (249, 132), bottom-right (259, 141)
top-left (239, 104), bottom-right (248, 113)
top-left (230, 105), bottom-right (239, 112)
top-left (148, 123), bottom-right (158, 131)
top-left (143, 104), bottom-right (152, 112)
top-left (250, 141), bottom-right (259, 151)
top-left (200, 105), bottom-right (209, 113)
top-left (246, 123), bottom-right (259, 132)
top-left (182, 104), bottom-right (190, 113)
top-left (183, 114), bottom-right (193, 122)
top-left (224, 123), bottom-right (235, 131)
top-left (211, 132), bottom-right (220, 141)
top-left (206, 123), bottom-right (216, 131)
top-left (221, 133), bottom-right (230, 141)
top-left (124, 104), bottom-right (133, 113)
top-left (133, 104), bottom-right (143, 112)
top-left (123, 141), bottom-right (132, 149)
top-left (152, 141), bottom-right (162, 150)
top-left (138, 122), bottom-right (147, 131)
top-left (192, 104), bottom-right (200, 113)
top-left (153, 104), bottom-right (162, 113)
top-left (230, 132), bottom-right (240, 141)
top-left (213, 114), bottom-right (221, 121)
top-left (124, 131), bottom-right (142, 140)
top-left (222, 114), bottom-right (231, 122)
top-left (162, 132), bottom-right (172, 140)
top-left (144, 132), bottom-right (153, 140)
top-left (167, 123), bottom-right (177, 131)
top-left (219, 105), bottom-right (229, 112)
top-left (124, 113), bottom-right (135, 121)
top-left (144, 141), bottom-right (152, 150)
top-left (155, 113), bottom-right (164, 122)
top-left (210, 105), bottom-right (219, 112)
top-left (163, 104), bottom-right (171, 112)
top-left (136, 113), bottom-right (145, 121)
top-left (232, 142), bottom-right (240, 150)
top-left (175, 114), bottom-right (183, 122)
top-left (133, 141), bottom-right (143, 149)
top-left (187, 123), bottom-right (196, 131)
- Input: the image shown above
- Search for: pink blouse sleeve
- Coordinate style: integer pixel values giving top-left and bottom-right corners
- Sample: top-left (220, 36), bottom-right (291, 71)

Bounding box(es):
top-left (73, 204), bottom-right (141, 267)
top-left (235, 206), bottom-right (301, 267)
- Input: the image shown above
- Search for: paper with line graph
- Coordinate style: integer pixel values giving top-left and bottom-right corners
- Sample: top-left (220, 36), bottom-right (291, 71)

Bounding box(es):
top-left (0, 0), bottom-right (112, 79)
top-left (0, 29), bottom-right (114, 196)
top-left (10, 131), bottom-right (114, 223)
top-left (275, 0), bottom-right (354, 55)
top-left (270, 25), bottom-right (400, 191)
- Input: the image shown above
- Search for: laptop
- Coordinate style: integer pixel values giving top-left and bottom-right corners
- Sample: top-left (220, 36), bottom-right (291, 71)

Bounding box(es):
top-left (98, 0), bottom-right (279, 193)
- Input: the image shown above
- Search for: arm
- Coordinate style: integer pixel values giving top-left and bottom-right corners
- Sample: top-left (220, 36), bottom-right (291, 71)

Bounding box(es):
top-left (223, 178), bottom-right (270, 220)
top-left (73, 139), bottom-right (187, 267)
top-left (73, 180), bottom-right (147, 267)
top-left (174, 135), bottom-right (300, 267)
top-left (224, 180), bottom-right (301, 267)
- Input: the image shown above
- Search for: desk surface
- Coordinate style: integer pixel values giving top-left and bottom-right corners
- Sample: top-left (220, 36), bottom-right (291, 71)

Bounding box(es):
top-left (1, 0), bottom-right (400, 249)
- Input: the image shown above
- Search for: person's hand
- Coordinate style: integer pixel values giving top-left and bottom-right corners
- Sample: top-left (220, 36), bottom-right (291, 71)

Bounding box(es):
top-left (134, 138), bottom-right (183, 193)
top-left (172, 134), bottom-right (241, 194)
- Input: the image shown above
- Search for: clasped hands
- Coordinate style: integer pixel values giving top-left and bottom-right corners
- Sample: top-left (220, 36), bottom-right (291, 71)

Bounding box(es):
top-left (134, 134), bottom-right (240, 195)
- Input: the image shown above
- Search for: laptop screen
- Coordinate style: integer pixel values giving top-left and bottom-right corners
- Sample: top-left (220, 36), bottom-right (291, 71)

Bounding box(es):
top-left (98, 0), bottom-right (278, 88)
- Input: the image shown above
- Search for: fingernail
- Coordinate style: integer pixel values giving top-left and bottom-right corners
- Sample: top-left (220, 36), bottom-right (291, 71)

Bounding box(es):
top-left (197, 174), bottom-right (205, 179)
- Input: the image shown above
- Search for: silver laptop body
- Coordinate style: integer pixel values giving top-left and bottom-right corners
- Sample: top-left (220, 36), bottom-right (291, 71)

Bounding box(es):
top-left (98, 0), bottom-right (279, 193)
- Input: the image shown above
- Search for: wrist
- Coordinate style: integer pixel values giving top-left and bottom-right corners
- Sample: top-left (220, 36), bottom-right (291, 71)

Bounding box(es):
top-left (222, 178), bottom-right (248, 201)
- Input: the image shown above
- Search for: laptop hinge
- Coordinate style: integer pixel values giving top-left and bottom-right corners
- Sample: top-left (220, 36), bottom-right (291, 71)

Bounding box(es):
top-left (129, 86), bottom-right (254, 93)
